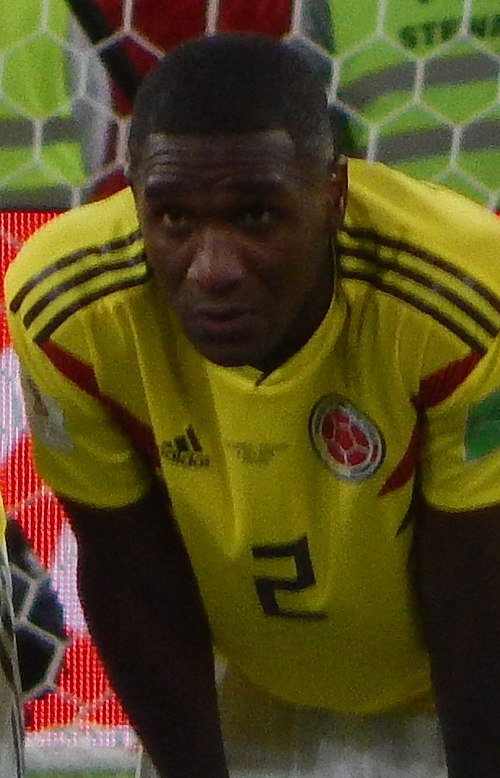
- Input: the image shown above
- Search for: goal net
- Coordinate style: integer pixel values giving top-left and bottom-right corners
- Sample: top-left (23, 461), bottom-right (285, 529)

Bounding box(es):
top-left (0, 0), bottom-right (498, 772)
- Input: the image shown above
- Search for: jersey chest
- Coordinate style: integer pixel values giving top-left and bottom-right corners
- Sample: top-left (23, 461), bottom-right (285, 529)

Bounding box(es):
top-left (113, 315), bottom-right (418, 600)
top-left (94, 300), bottom-right (432, 711)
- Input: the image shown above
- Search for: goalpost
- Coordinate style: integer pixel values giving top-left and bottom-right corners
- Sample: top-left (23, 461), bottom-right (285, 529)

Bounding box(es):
top-left (0, 0), bottom-right (498, 772)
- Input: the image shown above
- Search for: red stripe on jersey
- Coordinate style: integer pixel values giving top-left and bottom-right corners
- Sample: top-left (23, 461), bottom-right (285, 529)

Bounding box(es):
top-left (379, 352), bottom-right (483, 496)
top-left (41, 340), bottom-right (99, 396)
top-left (379, 424), bottom-right (419, 497)
top-left (39, 340), bottom-right (160, 468)
top-left (412, 351), bottom-right (482, 412)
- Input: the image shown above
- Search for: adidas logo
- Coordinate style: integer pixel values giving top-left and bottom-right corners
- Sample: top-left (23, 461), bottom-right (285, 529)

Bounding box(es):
top-left (160, 425), bottom-right (210, 468)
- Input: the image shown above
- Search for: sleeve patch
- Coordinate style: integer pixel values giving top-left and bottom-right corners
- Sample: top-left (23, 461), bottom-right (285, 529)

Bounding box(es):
top-left (20, 370), bottom-right (74, 453)
top-left (465, 388), bottom-right (500, 462)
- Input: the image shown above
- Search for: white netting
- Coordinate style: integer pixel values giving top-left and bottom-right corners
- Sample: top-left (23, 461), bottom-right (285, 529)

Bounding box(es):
top-left (0, 1), bottom-right (498, 772)
top-left (297, 0), bottom-right (499, 209)
top-left (0, 0), bottom-right (498, 210)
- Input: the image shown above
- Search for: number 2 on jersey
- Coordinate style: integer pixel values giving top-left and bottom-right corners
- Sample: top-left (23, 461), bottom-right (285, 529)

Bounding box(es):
top-left (252, 535), bottom-right (327, 620)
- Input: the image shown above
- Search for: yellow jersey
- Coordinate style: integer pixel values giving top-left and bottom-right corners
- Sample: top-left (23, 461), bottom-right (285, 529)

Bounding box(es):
top-left (6, 158), bottom-right (500, 714)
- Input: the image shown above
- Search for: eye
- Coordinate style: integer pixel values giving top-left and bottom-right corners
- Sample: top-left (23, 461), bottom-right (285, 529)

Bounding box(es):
top-left (238, 206), bottom-right (276, 232)
top-left (161, 208), bottom-right (195, 235)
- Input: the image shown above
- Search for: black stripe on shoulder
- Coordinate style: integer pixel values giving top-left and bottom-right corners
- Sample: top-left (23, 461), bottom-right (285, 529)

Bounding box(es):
top-left (341, 246), bottom-right (498, 338)
top-left (23, 250), bottom-right (146, 330)
top-left (34, 269), bottom-right (151, 344)
top-left (340, 226), bottom-right (500, 313)
top-left (10, 228), bottom-right (141, 313)
top-left (342, 269), bottom-right (487, 355)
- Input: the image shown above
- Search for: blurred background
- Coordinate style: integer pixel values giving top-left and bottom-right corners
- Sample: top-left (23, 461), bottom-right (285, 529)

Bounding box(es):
top-left (0, 1), bottom-right (498, 774)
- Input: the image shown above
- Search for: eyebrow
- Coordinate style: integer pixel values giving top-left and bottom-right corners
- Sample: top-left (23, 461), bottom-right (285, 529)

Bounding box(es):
top-left (143, 176), bottom-right (292, 200)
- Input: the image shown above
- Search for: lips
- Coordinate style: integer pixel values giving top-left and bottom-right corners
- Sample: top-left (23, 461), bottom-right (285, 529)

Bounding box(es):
top-left (197, 303), bottom-right (250, 319)
top-left (192, 304), bottom-right (255, 339)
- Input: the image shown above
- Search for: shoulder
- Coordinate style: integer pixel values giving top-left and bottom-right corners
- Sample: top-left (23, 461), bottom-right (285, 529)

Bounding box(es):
top-left (345, 158), bottom-right (500, 274)
top-left (341, 159), bottom-right (500, 358)
top-left (6, 187), bottom-right (140, 293)
top-left (5, 187), bottom-right (150, 345)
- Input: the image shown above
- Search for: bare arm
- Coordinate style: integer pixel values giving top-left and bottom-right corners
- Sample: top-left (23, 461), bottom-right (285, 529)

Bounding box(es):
top-left (415, 502), bottom-right (500, 778)
top-left (59, 480), bottom-right (229, 778)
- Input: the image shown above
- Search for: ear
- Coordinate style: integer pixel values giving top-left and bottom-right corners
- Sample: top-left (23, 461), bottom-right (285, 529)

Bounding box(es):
top-left (127, 166), bottom-right (137, 197)
top-left (129, 172), bottom-right (142, 210)
top-left (326, 155), bottom-right (348, 229)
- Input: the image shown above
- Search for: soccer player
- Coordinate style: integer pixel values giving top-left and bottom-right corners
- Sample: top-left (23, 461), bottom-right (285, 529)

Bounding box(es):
top-left (5, 34), bottom-right (500, 778)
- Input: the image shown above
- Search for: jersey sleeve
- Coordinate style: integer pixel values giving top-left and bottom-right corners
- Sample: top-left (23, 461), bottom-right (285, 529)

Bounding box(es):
top-left (421, 334), bottom-right (500, 512)
top-left (6, 288), bottom-right (154, 511)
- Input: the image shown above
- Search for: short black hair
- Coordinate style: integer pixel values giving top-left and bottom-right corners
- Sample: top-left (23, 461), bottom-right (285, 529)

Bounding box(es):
top-left (128, 33), bottom-right (334, 171)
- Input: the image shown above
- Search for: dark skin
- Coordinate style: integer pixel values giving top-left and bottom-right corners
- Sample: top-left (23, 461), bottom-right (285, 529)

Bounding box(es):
top-left (61, 131), bottom-right (500, 778)
top-left (132, 130), bottom-right (343, 372)
top-left (61, 484), bottom-right (229, 778)
top-left (414, 503), bottom-right (500, 778)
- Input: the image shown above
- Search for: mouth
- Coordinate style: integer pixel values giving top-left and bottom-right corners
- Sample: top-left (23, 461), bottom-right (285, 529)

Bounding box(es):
top-left (192, 304), bottom-right (255, 339)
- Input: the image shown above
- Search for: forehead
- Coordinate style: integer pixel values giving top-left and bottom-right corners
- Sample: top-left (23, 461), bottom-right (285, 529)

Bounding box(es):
top-left (136, 130), bottom-right (322, 197)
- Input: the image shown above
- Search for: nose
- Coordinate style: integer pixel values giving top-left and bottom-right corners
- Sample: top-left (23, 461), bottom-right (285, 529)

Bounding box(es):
top-left (186, 227), bottom-right (245, 292)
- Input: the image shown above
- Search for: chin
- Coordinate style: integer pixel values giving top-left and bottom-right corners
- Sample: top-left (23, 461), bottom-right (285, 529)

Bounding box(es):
top-left (199, 348), bottom-right (253, 368)
top-left (184, 330), bottom-right (257, 367)
top-left (189, 339), bottom-right (261, 368)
